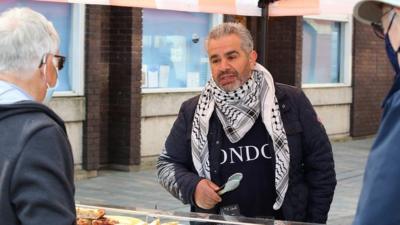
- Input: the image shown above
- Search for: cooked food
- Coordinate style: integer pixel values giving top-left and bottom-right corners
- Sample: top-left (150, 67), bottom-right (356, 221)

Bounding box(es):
top-left (77, 207), bottom-right (106, 220)
top-left (76, 218), bottom-right (91, 225)
top-left (76, 207), bottom-right (171, 225)
top-left (106, 215), bottom-right (146, 225)
top-left (92, 218), bottom-right (118, 225)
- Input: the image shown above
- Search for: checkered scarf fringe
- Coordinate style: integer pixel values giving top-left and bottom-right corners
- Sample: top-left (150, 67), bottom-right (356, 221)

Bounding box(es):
top-left (191, 63), bottom-right (290, 210)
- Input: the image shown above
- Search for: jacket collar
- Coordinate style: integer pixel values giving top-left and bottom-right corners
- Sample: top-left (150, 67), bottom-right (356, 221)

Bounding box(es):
top-left (275, 82), bottom-right (287, 101)
top-left (274, 83), bottom-right (291, 113)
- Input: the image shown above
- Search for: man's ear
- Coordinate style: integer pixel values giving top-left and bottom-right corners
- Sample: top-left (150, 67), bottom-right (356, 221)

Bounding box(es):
top-left (38, 55), bottom-right (49, 78)
top-left (38, 63), bottom-right (46, 80)
top-left (249, 50), bottom-right (258, 67)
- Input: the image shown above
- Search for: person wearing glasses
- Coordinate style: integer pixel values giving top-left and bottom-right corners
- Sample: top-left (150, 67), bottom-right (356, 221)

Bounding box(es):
top-left (353, 1), bottom-right (400, 225)
top-left (0, 8), bottom-right (75, 225)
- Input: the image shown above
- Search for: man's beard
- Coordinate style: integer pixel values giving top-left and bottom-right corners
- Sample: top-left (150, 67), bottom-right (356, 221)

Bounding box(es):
top-left (216, 69), bottom-right (242, 92)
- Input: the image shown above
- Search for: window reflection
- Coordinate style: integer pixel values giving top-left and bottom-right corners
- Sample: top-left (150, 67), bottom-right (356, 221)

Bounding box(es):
top-left (0, 0), bottom-right (72, 91)
top-left (142, 9), bottom-right (215, 89)
top-left (302, 19), bottom-right (342, 84)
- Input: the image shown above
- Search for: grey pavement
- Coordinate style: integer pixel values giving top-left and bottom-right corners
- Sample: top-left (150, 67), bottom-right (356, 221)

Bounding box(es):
top-left (75, 137), bottom-right (373, 225)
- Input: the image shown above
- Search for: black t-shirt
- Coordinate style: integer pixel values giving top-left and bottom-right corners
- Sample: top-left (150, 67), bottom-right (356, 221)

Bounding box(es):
top-left (218, 115), bottom-right (280, 219)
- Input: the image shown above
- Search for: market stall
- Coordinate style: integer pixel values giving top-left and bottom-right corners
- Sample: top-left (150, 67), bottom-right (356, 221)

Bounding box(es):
top-left (19, 1), bottom-right (347, 225)
top-left (76, 204), bottom-right (323, 225)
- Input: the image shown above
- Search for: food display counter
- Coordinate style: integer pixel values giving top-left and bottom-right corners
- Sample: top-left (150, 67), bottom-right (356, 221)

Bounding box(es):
top-left (76, 204), bottom-right (323, 225)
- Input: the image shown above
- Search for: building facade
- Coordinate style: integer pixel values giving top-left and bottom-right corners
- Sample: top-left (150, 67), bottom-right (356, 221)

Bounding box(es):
top-left (1, 1), bottom-right (393, 176)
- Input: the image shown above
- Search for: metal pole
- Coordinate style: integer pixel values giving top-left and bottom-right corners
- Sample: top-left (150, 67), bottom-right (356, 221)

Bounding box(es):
top-left (258, 0), bottom-right (269, 67)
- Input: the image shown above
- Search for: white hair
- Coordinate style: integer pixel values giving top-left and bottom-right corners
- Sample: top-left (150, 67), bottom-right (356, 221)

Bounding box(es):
top-left (0, 7), bottom-right (60, 78)
top-left (205, 22), bottom-right (254, 53)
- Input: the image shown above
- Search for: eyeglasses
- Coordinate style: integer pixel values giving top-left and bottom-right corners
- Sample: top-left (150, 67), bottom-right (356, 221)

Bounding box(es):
top-left (371, 22), bottom-right (385, 39)
top-left (371, 8), bottom-right (395, 39)
top-left (53, 55), bottom-right (66, 71)
top-left (38, 54), bottom-right (66, 71)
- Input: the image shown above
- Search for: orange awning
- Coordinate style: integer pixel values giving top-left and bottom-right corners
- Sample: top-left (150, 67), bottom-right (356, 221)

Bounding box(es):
top-left (319, 0), bottom-right (361, 15)
top-left (34, 0), bottom-right (321, 17)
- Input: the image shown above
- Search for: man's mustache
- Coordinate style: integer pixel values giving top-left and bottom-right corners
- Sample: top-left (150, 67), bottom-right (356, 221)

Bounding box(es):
top-left (218, 70), bottom-right (238, 79)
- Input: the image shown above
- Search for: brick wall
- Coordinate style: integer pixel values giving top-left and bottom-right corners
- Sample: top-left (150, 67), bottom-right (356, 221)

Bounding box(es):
top-left (246, 16), bottom-right (392, 137)
top-left (108, 7), bottom-right (142, 166)
top-left (266, 17), bottom-right (303, 87)
top-left (84, 5), bottom-right (110, 170)
top-left (247, 16), bottom-right (302, 87)
top-left (130, 9), bottom-right (143, 165)
top-left (351, 19), bottom-right (393, 137)
top-left (84, 6), bottom-right (142, 170)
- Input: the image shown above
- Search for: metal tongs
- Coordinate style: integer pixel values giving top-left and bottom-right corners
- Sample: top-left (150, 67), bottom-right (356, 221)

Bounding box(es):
top-left (217, 173), bottom-right (243, 195)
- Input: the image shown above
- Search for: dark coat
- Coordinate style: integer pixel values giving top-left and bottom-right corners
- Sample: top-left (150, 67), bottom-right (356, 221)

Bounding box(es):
top-left (157, 83), bottom-right (336, 224)
top-left (0, 101), bottom-right (76, 225)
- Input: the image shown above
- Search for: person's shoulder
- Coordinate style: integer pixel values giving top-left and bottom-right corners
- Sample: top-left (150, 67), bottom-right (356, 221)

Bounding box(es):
top-left (181, 95), bottom-right (200, 111)
top-left (0, 101), bottom-right (66, 133)
top-left (274, 83), bottom-right (313, 112)
top-left (275, 83), bottom-right (303, 99)
top-left (390, 90), bottom-right (400, 106)
top-left (0, 102), bottom-right (68, 159)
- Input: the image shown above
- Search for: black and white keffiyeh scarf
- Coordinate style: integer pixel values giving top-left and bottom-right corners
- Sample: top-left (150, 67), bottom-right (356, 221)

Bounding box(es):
top-left (191, 63), bottom-right (290, 210)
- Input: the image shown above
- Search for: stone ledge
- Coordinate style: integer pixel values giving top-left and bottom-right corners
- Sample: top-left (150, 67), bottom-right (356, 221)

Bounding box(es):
top-left (74, 169), bottom-right (98, 181)
top-left (48, 96), bottom-right (85, 122)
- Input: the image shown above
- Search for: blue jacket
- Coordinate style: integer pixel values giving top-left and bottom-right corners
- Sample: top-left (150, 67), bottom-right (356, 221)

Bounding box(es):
top-left (157, 83), bottom-right (336, 224)
top-left (353, 88), bottom-right (400, 225)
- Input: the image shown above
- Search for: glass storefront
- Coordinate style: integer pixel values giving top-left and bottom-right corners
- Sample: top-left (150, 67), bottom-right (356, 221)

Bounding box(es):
top-left (302, 19), bottom-right (343, 84)
top-left (142, 9), bottom-right (222, 90)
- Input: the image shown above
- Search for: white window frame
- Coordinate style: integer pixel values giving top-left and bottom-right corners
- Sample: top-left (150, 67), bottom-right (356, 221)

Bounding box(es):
top-left (301, 14), bottom-right (353, 88)
top-left (54, 4), bottom-right (85, 97)
top-left (141, 13), bottom-right (223, 94)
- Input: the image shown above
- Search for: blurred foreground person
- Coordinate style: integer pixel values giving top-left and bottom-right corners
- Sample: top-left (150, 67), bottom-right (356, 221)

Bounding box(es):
top-left (353, 1), bottom-right (400, 224)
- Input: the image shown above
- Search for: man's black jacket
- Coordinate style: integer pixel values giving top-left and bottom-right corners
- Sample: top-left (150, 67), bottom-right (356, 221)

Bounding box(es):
top-left (157, 83), bottom-right (336, 224)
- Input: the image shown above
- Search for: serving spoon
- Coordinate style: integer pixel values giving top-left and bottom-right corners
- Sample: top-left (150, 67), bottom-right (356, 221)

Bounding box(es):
top-left (217, 172), bottom-right (243, 195)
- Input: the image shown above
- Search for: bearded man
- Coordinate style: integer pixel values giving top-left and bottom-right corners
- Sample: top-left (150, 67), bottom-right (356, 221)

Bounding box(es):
top-left (157, 22), bottom-right (336, 224)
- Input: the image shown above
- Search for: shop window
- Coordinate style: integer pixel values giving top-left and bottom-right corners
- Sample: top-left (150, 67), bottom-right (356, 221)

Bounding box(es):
top-left (302, 16), bottom-right (352, 86)
top-left (142, 9), bottom-right (222, 91)
top-left (0, 0), bottom-right (84, 95)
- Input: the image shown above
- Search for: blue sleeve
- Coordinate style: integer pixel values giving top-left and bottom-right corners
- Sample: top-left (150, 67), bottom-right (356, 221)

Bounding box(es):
top-left (10, 125), bottom-right (76, 225)
top-left (353, 93), bottom-right (400, 225)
